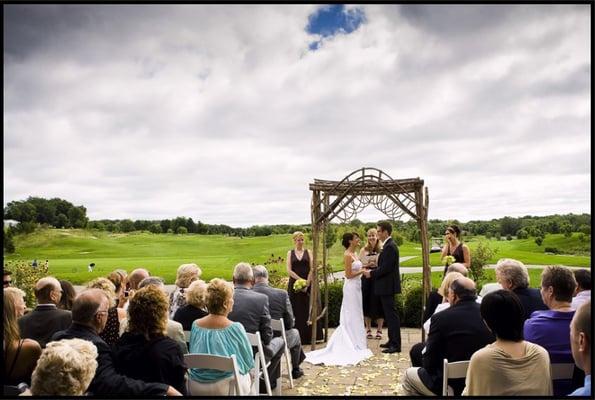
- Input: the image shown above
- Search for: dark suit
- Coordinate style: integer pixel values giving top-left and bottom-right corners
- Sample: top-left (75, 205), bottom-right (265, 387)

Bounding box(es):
top-left (228, 286), bottom-right (284, 389)
top-left (513, 287), bottom-right (548, 321)
top-left (173, 304), bottom-right (208, 331)
top-left (18, 304), bottom-right (72, 347)
top-left (52, 323), bottom-right (169, 396)
top-left (253, 282), bottom-right (306, 369)
top-left (371, 237), bottom-right (401, 348)
top-left (418, 298), bottom-right (495, 395)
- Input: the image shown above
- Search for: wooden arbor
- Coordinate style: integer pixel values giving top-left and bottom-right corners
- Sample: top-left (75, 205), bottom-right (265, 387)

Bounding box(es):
top-left (308, 167), bottom-right (431, 350)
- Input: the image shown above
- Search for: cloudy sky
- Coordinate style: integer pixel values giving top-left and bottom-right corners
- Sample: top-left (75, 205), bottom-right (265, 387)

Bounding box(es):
top-left (4, 4), bottom-right (590, 227)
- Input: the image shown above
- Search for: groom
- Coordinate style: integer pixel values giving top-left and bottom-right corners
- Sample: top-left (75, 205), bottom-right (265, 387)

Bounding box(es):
top-left (364, 220), bottom-right (401, 353)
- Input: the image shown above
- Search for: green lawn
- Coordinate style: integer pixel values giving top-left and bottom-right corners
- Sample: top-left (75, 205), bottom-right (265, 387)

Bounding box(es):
top-left (5, 229), bottom-right (590, 284)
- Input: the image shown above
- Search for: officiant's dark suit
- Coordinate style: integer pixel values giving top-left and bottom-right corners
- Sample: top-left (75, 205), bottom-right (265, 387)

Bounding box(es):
top-left (370, 230), bottom-right (401, 352)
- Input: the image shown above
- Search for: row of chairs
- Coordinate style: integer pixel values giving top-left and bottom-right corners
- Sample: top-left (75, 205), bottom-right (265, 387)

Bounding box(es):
top-left (183, 318), bottom-right (294, 396)
top-left (442, 359), bottom-right (577, 396)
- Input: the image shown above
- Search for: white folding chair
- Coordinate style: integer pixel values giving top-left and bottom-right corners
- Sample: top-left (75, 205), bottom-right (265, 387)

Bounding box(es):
top-left (442, 358), bottom-right (470, 396)
top-left (550, 363), bottom-right (576, 380)
top-left (246, 331), bottom-right (273, 396)
top-left (184, 353), bottom-right (242, 396)
top-left (271, 318), bottom-right (294, 389)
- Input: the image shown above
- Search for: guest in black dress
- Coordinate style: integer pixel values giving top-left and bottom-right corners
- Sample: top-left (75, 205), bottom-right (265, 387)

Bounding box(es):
top-left (286, 231), bottom-right (323, 344)
top-left (86, 277), bottom-right (127, 347)
top-left (441, 225), bottom-right (470, 275)
top-left (114, 285), bottom-right (187, 395)
top-left (359, 228), bottom-right (384, 339)
top-left (173, 280), bottom-right (208, 331)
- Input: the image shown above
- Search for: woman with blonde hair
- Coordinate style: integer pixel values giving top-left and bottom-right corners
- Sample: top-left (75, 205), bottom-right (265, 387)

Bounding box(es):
top-left (114, 285), bottom-right (187, 394)
top-left (287, 231), bottom-right (323, 344)
top-left (187, 278), bottom-right (254, 395)
top-left (173, 279), bottom-right (208, 330)
top-left (107, 269), bottom-right (128, 308)
top-left (360, 228), bottom-right (384, 339)
top-left (30, 338), bottom-right (98, 396)
top-left (169, 263), bottom-right (202, 317)
top-left (3, 287), bottom-right (42, 386)
top-left (86, 277), bottom-right (126, 346)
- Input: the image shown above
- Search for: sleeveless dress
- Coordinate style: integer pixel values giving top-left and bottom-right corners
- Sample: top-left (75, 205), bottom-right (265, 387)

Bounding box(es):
top-left (361, 251), bottom-right (384, 320)
top-left (288, 249), bottom-right (323, 344)
top-left (304, 258), bottom-right (373, 366)
top-left (443, 243), bottom-right (465, 275)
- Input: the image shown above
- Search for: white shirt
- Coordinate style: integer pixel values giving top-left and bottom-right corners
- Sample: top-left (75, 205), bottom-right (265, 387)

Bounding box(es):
top-left (571, 290), bottom-right (591, 310)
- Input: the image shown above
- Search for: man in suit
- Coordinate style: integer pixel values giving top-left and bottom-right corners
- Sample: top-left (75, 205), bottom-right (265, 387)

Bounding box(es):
top-left (402, 277), bottom-right (495, 395)
top-left (363, 220), bottom-right (401, 353)
top-left (228, 262), bottom-right (284, 392)
top-left (18, 276), bottom-right (72, 347)
top-left (495, 258), bottom-right (547, 321)
top-left (52, 289), bottom-right (181, 396)
top-left (118, 276), bottom-right (187, 354)
top-left (252, 265), bottom-right (306, 379)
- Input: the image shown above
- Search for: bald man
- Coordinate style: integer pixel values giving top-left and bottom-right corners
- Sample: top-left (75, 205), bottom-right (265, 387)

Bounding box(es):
top-left (123, 268), bottom-right (150, 310)
top-left (402, 277), bottom-right (494, 396)
top-left (569, 301), bottom-right (591, 396)
top-left (18, 276), bottom-right (72, 347)
top-left (52, 289), bottom-right (181, 396)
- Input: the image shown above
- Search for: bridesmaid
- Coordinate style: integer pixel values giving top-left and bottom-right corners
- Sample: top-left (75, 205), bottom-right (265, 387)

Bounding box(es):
top-left (286, 231), bottom-right (323, 344)
top-left (359, 228), bottom-right (384, 340)
top-left (441, 225), bottom-right (471, 275)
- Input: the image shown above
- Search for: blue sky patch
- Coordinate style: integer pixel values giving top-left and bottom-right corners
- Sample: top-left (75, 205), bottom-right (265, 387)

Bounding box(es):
top-left (306, 5), bottom-right (366, 50)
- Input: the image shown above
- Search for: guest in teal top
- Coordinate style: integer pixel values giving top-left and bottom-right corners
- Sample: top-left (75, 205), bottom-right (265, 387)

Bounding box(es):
top-left (569, 301), bottom-right (591, 396)
top-left (187, 278), bottom-right (254, 395)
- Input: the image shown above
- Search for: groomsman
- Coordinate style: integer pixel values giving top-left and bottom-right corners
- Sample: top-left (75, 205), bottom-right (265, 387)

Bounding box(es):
top-left (364, 221), bottom-right (401, 353)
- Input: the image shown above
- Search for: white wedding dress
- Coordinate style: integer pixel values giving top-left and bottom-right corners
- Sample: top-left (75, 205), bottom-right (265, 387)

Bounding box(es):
top-left (304, 258), bottom-right (373, 366)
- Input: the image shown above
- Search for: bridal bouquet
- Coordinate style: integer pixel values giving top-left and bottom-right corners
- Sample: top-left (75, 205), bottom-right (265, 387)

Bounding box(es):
top-left (293, 278), bottom-right (307, 291)
top-left (442, 255), bottom-right (456, 266)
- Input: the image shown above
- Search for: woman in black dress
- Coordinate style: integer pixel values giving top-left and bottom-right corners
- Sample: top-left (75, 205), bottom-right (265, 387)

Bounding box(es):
top-left (441, 225), bottom-right (471, 275)
top-left (359, 228), bottom-right (384, 339)
top-left (286, 231), bottom-right (323, 344)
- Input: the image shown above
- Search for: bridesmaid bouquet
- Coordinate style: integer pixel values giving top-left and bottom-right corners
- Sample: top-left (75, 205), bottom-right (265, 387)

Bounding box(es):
top-left (442, 255), bottom-right (456, 266)
top-left (293, 278), bottom-right (307, 291)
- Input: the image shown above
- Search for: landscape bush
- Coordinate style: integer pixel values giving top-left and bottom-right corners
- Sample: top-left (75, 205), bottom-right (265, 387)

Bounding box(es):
top-left (544, 247), bottom-right (559, 254)
top-left (4, 260), bottom-right (49, 307)
top-left (469, 240), bottom-right (497, 283)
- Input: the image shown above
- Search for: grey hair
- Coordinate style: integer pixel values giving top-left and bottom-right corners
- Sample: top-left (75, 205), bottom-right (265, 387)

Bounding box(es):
top-left (447, 263), bottom-right (468, 277)
top-left (495, 258), bottom-right (529, 289)
top-left (233, 262), bottom-right (254, 283)
top-left (253, 265), bottom-right (269, 280)
top-left (138, 276), bottom-right (165, 289)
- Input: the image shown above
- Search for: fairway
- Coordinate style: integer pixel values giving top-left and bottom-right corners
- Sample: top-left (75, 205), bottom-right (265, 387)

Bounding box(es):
top-left (6, 229), bottom-right (590, 284)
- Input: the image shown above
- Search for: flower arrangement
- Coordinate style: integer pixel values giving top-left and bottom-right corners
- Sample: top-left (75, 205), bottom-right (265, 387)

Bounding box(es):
top-left (441, 255), bottom-right (456, 266)
top-left (293, 278), bottom-right (308, 291)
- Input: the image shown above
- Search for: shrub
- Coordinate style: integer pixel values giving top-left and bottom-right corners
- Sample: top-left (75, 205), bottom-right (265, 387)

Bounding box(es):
top-left (327, 281), bottom-right (344, 327)
top-left (544, 247), bottom-right (559, 254)
top-left (506, 234), bottom-right (512, 241)
top-left (469, 240), bottom-right (497, 283)
top-left (176, 226), bottom-right (188, 234)
top-left (167, 228), bottom-right (174, 234)
top-left (535, 237), bottom-right (543, 246)
top-left (4, 260), bottom-right (49, 307)
top-left (402, 283), bottom-right (423, 327)
top-left (578, 233), bottom-right (586, 242)
top-left (578, 224), bottom-right (591, 235)
top-left (516, 229), bottom-right (529, 239)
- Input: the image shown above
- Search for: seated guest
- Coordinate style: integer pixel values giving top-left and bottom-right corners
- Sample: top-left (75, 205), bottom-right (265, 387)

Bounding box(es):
top-left (4, 287), bottom-right (42, 386)
top-left (524, 265), bottom-right (579, 396)
top-left (58, 280), bottom-right (76, 311)
top-left (411, 271), bottom-right (465, 367)
top-left (51, 288), bottom-right (181, 396)
top-left (569, 301), bottom-right (591, 396)
top-left (173, 279), bottom-right (208, 331)
top-left (188, 278), bottom-right (254, 395)
top-left (107, 269), bottom-right (128, 309)
top-left (495, 258), bottom-right (547, 321)
top-left (87, 277), bottom-right (127, 347)
top-left (422, 264), bottom-right (469, 323)
top-left (30, 338), bottom-right (98, 396)
top-left (123, 268), bottom-right (150, 309)
top-left (571, 269), bottom-right (591, 310)
top-left (170, 263), bottom-right (202, 318)
top-left (114, 285), bottom-right (187, 395)
top-left (402, 277), bottom-right (494, 396)
top-left (462, 290), bottom-right (552, 395)
top-left (479, 282), bottom-right (503, 297)
top-left (119, 276), bottom-right (187, 353)
top-left (228, 262), bottom-right (285, 392)
top-left (18, 276), bottom-right (72, 347)
top-left (253, 265), bottom-right (306, 379)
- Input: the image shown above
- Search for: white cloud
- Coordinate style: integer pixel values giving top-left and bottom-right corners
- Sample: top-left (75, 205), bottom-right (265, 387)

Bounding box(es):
top-left (3, 4), bottom-right (590, 227)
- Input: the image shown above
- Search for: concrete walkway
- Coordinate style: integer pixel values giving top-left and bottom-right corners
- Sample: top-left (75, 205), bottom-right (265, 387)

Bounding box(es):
top-left (279, 327), bottom-right (420, 396)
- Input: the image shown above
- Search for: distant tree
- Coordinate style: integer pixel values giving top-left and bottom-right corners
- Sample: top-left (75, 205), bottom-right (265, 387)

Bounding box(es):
top-left (119, 219), bottom-right (135, 233)
top-left (324, 224), bottom-right (337, 249)
top-left (535, 237), bottom-right (543, 246)
top-left (4, 201), bottom-right (36, 223)
top-left (561, 222), bottom-right (572, 238)
top-left (177, 226), bottom-right (188, 234)
top-left (149, 223), bottom-right (162, 234)
top-left (160, 219), bottom-right (171, 234)
top-left (195, 220), bottom-right (207, 234)
top-left (392, 232), bottom-right (405, 247)
top-left (500, 216), bottom-right (521, 236)
top-left (67, 206), bottom-right (88, 228)
top-left (166, 228), bottom-right (174, 234)
top-left (3, 228), bottom-right (15, 253)
top-left (55, 213), bottom-right (69, 229)
top-left (516, 229), bottom-right (529, 239)
top-left (578, 224), bottom-right (591, 235)
top-left (506, 234), bottom-right (512, 241)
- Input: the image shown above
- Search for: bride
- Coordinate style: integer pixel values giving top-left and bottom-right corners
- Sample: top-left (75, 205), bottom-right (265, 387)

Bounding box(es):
top-left (304, 232), bottom-right (373, 366)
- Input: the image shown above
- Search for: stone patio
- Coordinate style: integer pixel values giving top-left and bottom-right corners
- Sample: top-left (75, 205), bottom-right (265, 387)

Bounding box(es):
top-left (278, 327), bottom-right (421, 396)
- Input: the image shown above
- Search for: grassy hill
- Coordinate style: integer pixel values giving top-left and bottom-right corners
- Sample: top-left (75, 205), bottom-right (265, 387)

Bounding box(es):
top-left (5, 228), bottom-right (590, 284)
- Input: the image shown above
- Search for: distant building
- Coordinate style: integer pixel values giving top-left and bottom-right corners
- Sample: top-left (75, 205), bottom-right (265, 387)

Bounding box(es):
top-left (4, 219), bottom-right (18, 228)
